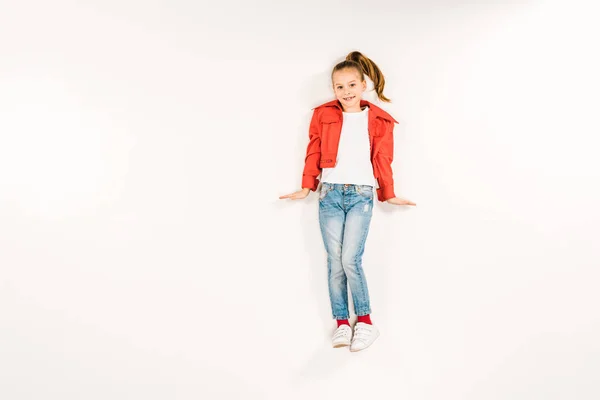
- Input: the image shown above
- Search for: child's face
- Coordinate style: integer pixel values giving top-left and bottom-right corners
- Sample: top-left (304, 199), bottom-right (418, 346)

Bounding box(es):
top-left (332, 69), bottom-right (367, 109)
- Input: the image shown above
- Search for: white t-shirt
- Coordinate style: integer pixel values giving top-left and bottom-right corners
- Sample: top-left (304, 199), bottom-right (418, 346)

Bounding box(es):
top-left (321, 106), bottom-right (377, 187)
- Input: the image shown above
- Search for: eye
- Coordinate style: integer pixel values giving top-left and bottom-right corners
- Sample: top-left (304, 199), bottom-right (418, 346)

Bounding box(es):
top-left (350, 84), bottom-right (355, 87)
top-left (336, 86), bottom-right (342, 89)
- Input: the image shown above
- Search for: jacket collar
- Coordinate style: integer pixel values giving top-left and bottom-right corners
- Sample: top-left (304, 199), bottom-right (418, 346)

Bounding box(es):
top-left (314, 99), bottom-right (399, 124)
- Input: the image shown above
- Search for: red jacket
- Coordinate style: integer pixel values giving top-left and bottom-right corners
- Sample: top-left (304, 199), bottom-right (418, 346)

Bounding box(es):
top-left (302, 99), bottom-right (399, 202)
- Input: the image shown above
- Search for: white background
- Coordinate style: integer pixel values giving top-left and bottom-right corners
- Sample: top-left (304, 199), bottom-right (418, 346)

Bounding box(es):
top-left (1, 0), bottom-right (599, 399)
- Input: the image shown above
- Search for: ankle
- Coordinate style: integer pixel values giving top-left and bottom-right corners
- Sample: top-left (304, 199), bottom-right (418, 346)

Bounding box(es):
top-left (336, 319), bottom-right (350, 327)
top-left (357, 314), bottom-right (372, 325)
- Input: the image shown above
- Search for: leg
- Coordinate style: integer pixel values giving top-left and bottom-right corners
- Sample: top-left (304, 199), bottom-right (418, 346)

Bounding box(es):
top-left (318, 186), bottom-right (349, 320)
top-left (341, 190), bottom-right (373, 317)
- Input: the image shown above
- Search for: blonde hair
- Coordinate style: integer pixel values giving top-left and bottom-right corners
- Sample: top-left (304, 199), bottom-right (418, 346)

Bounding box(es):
top-left (331, 51), bottom-right (391, 103)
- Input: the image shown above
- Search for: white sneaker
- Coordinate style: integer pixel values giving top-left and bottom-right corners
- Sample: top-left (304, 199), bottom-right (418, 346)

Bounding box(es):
top-left (350, 322), bottom-right (380, 352)
top-left (332, 324), bottom-right (352, 348)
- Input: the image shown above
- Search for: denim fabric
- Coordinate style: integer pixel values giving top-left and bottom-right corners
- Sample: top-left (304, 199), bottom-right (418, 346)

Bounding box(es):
top-left (318, 182), bottom-right (374, 319)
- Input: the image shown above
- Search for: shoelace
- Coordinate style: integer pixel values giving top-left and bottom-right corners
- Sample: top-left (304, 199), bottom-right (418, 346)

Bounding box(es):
top-left (353, 325), bottom-right (372, 341)
top-left (333, 327), bottom-right (351, 339)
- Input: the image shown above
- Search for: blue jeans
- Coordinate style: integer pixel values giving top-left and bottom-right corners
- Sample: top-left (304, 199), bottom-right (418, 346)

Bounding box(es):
top-left (318, 182), bottom-right (374, 320)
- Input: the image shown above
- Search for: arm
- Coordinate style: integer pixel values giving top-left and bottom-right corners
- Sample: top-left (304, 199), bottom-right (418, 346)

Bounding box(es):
top-left (301, 109), bottom-right (322, 191)
top-left (374, 119), bottom-right (396, 202)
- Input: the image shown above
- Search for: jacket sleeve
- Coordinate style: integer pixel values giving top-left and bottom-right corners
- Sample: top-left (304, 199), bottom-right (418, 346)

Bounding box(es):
top-left (374, 119), bottom-right (397, 202)
top-left (301, 109), bottom-right (322, 191)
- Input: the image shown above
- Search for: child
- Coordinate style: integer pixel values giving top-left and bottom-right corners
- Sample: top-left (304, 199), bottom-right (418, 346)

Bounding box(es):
top-left (279, 51), bottom-right (416, 352)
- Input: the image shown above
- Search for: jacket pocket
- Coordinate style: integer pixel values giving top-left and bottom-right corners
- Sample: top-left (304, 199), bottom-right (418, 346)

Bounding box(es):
top-left (371, 117), bottom-right (386, 137)
top-left (321, 114), bottom-right (341, 124)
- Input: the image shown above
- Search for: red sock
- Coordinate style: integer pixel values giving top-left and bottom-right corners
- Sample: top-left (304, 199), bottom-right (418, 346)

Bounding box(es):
top-left (357, 314), bottom-right (372, 325)
top-left (336, 319), bottom-right (350, 327)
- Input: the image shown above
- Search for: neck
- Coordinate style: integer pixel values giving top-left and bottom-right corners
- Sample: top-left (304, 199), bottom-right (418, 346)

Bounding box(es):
top-left (340, 99), bottom-right (368, 113)
top-left (343, 105), bottom-right (366, 113)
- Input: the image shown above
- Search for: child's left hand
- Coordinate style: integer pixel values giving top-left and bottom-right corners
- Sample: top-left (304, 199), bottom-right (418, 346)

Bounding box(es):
top-left (386, 197), bottom-right (416, 206)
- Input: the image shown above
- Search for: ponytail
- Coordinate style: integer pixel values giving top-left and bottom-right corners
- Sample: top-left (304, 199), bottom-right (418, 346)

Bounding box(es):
top-left (331, 51), bottom-right (391, 103)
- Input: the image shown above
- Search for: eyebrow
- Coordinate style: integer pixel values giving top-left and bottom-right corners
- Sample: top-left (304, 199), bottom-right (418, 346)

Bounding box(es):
top-left (335, 80), bottom-right (356, 85)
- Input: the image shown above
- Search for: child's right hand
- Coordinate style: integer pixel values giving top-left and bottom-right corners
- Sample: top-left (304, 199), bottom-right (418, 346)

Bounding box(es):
top-left (279, 188), bottom-right (311, 200)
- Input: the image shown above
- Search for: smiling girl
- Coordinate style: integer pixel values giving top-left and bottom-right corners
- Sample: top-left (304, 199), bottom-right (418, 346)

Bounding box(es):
top-left (280, 51), bottom-right (416, 351)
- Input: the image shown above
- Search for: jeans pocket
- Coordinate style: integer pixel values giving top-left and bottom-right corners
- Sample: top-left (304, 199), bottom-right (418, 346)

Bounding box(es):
top-left (319, 184), bottom-right (331, 201)
top-left (357, 185), bottom-right (374, 199)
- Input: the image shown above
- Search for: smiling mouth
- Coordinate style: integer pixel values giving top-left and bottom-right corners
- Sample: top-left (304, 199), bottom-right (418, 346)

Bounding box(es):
top-left (343, 96), bottom-right (355, 101)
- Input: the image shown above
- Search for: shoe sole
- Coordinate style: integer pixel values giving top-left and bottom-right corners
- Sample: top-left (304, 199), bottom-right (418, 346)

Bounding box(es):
top-left (333, 342), bottom-right (350, 348)
top-left (349, 331), bottom-right (380, 352)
